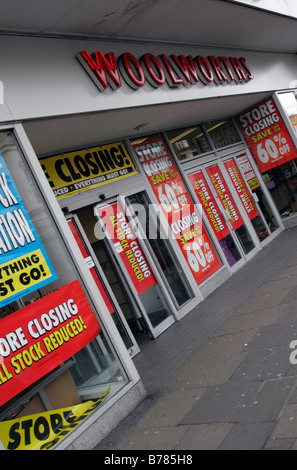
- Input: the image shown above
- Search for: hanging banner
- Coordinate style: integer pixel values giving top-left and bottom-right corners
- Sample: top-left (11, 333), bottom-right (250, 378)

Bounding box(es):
top-left (0, 154), bottom-right (57, 307)
top-left (95, 203), bottom-right (157, 294)
top-left (67, 220), bottom-right (114, 314)
top-left (236, 154), bottom-right (260, 190)
top-left (0, 280), bottom-right (100, 407)
top-left (224, 159), bottom-right (259, 221)
top-left (0, 387), bottom-right (110, 451)
top-left (236, 97), bottom-right (297, 172)
top-left (40, 142), bottom-right (138, 200)
top-left (132, 138), bottom-right (221, 284)
top-left (188, 171), bottom-right (230, 242)
top-left (206, 165), bottom-right (244, 231)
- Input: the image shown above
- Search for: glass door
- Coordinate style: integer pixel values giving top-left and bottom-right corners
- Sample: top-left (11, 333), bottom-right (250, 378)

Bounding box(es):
top-left (124, 190), bottom-right (194, 312)
top-left (235, 154), bottom-right (280, 236)
top-left (205, 162), bottom-right (258, 260)
top-left (92, 199), bottom-right (176, 340)
top-left (188, 170), bottom-right (244, 272)
top-left (67, 214), bottom-right (140, 357)
top-left (223, 157), bottom-right (271, 244)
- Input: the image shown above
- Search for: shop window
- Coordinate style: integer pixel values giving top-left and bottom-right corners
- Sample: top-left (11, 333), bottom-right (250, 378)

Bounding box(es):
top-left (0, 131), bottom-right (128, 451)
top-left (204, 119), bottom-right (241, 149)
top-left (131, 134), bottom-right (222, 286)
top-left (275, 92), bottom-right (297, 215)
top-left (261, 160), bottom-right (297, 218)
top-left (166, 126), bottom-right (211, 161)
top-left (278, 91), bottom-right (297, 137)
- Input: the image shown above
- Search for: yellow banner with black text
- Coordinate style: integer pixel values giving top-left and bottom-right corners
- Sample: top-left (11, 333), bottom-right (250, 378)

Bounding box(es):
top-left (0, 387), bottom-right (110, 450)
top-left (40, 142), bottom-right (138, 200)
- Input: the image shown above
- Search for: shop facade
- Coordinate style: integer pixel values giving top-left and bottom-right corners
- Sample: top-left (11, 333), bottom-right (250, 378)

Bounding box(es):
top-left (0, 34), bottom-right (297, 449)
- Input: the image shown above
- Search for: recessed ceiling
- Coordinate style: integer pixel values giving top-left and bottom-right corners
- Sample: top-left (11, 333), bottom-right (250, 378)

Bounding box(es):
top-left (8, 0), bottom-right (297, 154)
top-left (23, 92), bottom-right (271, 156)
top-left (0, 0), bottom-right (297, 53)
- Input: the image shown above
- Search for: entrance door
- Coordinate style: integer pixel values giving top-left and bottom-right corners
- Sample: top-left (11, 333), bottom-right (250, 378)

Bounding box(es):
top-left (67, 215), bottom-right (140, 357)
top-left (235, 154), bottom-right (280, 237)
top-left (75, 194), bottom-right (194, 345)
top-left (94, 199), bottom-right (176, 340)
top-left (188, 169), bottom-right (244, 272)
top-left (204, 162), bottom-right (258, 261)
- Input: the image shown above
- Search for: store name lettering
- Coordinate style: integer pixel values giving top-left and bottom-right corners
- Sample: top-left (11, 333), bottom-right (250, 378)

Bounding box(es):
top-left (77, 50), bottom-right (254, 92)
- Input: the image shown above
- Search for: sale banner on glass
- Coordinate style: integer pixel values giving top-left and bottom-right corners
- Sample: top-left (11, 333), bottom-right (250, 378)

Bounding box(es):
top-left (236, 154), bottom-right (260, 190)
top-left (96, 203), bottom-right (157, 294)
top-left (206, 165), bottom-right (244, 231)
top-left (132, 138), bottom-right (221, 284)
top-left (0, 280), bottom-right (100, 407)
top-left (0, 154), bottom-right (57, 306)
top-left (188, 171), bottom-right (230, 242)
top-left (237, 97), bottom-right (297, 172)
top-left (224, 159), bottom-right (259, 221)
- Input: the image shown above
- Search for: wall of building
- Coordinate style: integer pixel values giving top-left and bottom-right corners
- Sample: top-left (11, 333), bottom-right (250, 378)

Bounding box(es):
top-left (0, 35), bottom-right (297, 125)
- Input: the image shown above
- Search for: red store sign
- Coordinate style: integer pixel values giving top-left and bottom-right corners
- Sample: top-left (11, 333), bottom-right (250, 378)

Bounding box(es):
top-left (77, 50), bottom-right (254, 92)
top-left (237, 97), bottom-right (297, 172)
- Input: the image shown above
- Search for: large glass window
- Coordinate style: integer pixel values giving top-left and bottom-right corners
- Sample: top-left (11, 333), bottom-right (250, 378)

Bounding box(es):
top-left (278, 91), bottom-right (297, 137)
top-left (204, 119), bottom-right (241, 149)
top-left (271, 92), bottom-right (297, 217)
top-left (0, 131), bottom-right (128, 451)
top-left (166, 126), bottom-right (211, 161)
top-left (261, 160), bottom-right (297, 218)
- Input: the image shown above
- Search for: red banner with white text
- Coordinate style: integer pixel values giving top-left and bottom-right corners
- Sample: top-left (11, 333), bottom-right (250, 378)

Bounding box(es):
top-left (237, 97), bottom-right (297, 172)
top-left (0, 280), bottom-right (100, 406)
top-left (96, 203), bottom-right (157, 294)
top-left (224, 159), bottom-right (259, 221)
top-left (206, 165), bottom-right (244, 231)
top-left (188, 171), bottom-right (230, 242)
top-left (132, 138), bottom-right (221, 284)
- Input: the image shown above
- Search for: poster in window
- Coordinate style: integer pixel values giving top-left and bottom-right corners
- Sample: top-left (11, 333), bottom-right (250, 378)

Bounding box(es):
top-left (237, 97), bottom-right (297, 172)
top-left (132, 137), bottom-right (221, 284)
top-left (0, 154), bottom-right (57, 306)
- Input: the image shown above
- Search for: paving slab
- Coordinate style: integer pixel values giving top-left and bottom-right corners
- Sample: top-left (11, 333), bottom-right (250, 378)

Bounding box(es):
top-left (174, 423), bottom-right (233, 450)
top-left (179, 381), bottom-right (261, 424)
top-left (229, 345), bottom-right (292, 382)
top-left (218, 422), bottom-right (276, 450)
top-left (243, 322), bottom-right (297, 350)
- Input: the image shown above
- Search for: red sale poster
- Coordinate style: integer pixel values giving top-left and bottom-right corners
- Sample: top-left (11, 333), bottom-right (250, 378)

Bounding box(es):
top-left (237, 97), bottom-right (297, 172)
top-left (0, 280), bottom-right (100, 406)
top-left (206, 164), bottom-right (244, 231)
top-left (96, 203), bottom-right (157, 294)
top-left (236, 154), bottom-right (260, 191)
top-left (188, 171), bottom-right (230, 242)
top-left (132, 138), bottom-right (221, 284)
top-left (224, 159), bottom-right (259, 221)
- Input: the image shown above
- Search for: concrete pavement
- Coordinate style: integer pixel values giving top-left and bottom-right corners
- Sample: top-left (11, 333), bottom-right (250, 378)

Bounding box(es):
top-left (96, 227), bottom-right (297, 450)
